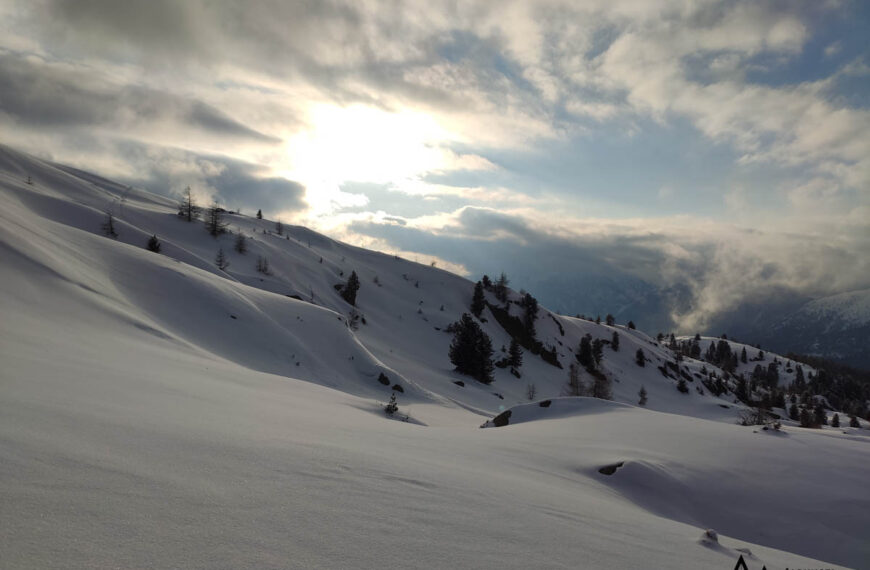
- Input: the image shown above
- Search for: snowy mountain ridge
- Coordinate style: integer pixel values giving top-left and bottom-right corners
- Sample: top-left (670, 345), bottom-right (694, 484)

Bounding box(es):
top-left (1, 144), bottom-right (868, 569)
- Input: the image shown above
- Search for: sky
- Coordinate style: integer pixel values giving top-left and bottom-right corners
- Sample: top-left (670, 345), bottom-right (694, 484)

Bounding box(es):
top-left (1, 0), bottom-right (868, 333)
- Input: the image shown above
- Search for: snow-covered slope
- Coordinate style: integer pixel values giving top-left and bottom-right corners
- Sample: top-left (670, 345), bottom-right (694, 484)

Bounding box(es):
top-left (1, 145), bottom-right (868, 569)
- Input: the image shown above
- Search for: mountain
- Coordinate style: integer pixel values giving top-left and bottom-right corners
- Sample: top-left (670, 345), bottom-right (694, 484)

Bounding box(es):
top-left (1, 144), bottom-right (867, 569)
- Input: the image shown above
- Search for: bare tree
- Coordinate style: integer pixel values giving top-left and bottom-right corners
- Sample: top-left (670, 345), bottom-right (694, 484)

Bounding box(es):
top-left (565, 363), bottom-right (585, 396)
top-left (204, 203), bottom-right (227, 236)
top-left (526, 383), bottom-right (537, 401)
top-left (177, 186), bottom-right (200, 222)
top-left (101, 212), bottom-right (118, 239)
top-left (215, 248), bottom-right (229, 270)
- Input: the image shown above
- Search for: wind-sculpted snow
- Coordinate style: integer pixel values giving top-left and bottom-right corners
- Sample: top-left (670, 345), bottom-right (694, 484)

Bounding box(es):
top-left (1, 144), bottom-right (867, 569)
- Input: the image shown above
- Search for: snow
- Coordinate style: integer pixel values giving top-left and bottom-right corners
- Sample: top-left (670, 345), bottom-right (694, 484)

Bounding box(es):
top-left (1, 144), bottom-right (868, 569)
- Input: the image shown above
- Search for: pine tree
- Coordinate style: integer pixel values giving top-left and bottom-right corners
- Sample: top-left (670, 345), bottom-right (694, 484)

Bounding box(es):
top-left (384, 393), bottom-right (398, 415)
top-left (178, 186), bottom-right (200, 222)
top-left (814, 404), bottom-right (827, 426)
top-left (605, 314), bottom-right (615, 326)
top-left (799, 407), bottom-right (812, 428)
top-left (740, 347), bottom-right (747, 363)
top-left (204, 203), bottom-right (227, 236)
top-left (611, 331), bottom-right (620, 351)
top-left (789, 403), bottom-right (799, 421)
top-left (635, 348), bottom-right (645, 367)
top-left (508, 338), bottom-right (523, 368)
top-left (849, 415), bottom-right (860, 428)
top-left (101, 212), bottom-right (118, 238)
top-left (341, 270), bottom-right (360, 306)
top-left (591, 338), bottom-right (603, 367)
top-left (471, 281), bottom-right (485, 317)
top-left (256, 209), bottom-right (263, 219)
top-left (627, 320), bottom-right (636, 330)
top-left (577, 335), bottom-right (594, 369)
top-left (215, 248), bottom-right (229, 270)
top-left (481, 274), bottom-right (492, 289)
top-left (565, 363), bottom-right (584, 396)
top-left (448, 313), bottom-right (494, 384)
top-left (234, 233), bottom-right (247, 254)
top-left (494, 272), bottom-right (509, 303)
top-left (146, 234), bottom-right (161, 253)
top-left (831, 413), bottom-right (840, 428)
top-left (522, 293), bottom-right (538, 338)
top-left (591, 372), bottom-right (612, 400)
top-left (638, 385), bottom-right (648, 406)
top-left (256, 255), bottom-right (270, 275)
top-left (275, 220), bottom-right (283, 235)
top-left (677, 378), bottom-right (689, 393)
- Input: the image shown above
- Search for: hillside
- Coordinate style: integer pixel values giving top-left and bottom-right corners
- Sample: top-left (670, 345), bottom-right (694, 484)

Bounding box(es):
top-left (1, 144), bottom-right (868, 569)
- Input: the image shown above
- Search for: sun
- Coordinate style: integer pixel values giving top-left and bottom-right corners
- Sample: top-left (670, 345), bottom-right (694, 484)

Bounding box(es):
top-left (282, 103), bottom-right (454, 215)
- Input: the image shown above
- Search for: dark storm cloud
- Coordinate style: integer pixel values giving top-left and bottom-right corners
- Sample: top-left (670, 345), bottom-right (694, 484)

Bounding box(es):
top-left (0, 53), bottom-right (278, 142)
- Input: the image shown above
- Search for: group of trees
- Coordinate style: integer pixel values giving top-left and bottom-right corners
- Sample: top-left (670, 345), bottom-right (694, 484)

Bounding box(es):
top-left (448, 313), bottom-right (495, 384)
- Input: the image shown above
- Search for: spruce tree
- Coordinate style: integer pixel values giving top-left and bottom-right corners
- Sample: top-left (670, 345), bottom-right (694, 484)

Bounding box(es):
top-left (591, 338), bottom-right (603, 367)
top-left (204, 203), bottom-right (227, 236)
top-left (831, 413), bottom-right (840, 428)
top-left (849, 415), bottom-right (860, 428)
top-left (627, 320), bottom-right (636, 330)
top-left (448, 313), bottom-right (494, 384)
top-left (611, 331), bottom-right (620, 351)
top-left (799, 407), bottom-right (812, 428)
top-left (592, 373), bottom-right (612, 400)
top-left (635, 348), bottom-right (645, 367)
top-left (146, 234), bottom-right (161, 253)
top-left (275, 220), bottom-right (283, 235)
top-left (605, 314), bottom-right (615, 326)
top-left (565, 363), bottom-right (583, 396)
top-left (677, 378), bottom-right (689, 393)
top-left (814, 404), bottom-right (827, 426)
top-left (470, 281), bottom-right (485, 317)
top-left (341, 270), bottom-right (360, 306)
top-left (508, 338), bottom-right (523, 368)
top-left (789, 403), bottom-right (799, 421)
top-left (577, 335), bottom-right (594, 369)
top-left (740, 347), bottom-right (747, 363)
top-left (234, 233), bottom-right (247, 254)
top-left (638, 385), bottom-right (648, 406)
top-left (522, 293), bottom-right (538, 338)
top-left (215, 248), bottom-right (229, 270)
top-left (177, 186), bottom-right (200, 221)
top-left (494, 272), bottom-right (509, 303)
top-left (256, 209), bottom-right (263, 219)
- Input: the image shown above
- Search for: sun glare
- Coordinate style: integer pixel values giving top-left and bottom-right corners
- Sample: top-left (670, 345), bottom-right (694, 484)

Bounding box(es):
top-left (283, 104), bottom-right (454, 215)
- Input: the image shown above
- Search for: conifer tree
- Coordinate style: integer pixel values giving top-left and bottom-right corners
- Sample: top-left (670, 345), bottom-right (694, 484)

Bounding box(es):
top-left (448, 313), bottom-right (494, 384)
top-left (814, 404), bottom-right (827, 426)
top-left (577, 335), bottom-right (594, 369)
top-left (471, 281), bottom-right (485, 317)
top-left (522, 293), bottom-right (538, 338)
top-left (384, 393), bottom-right (398, 416)
top-left (256, 209), bottom-right (263, 219)
top-left (849, 415), bottom-right (860, 428)
top-left (605, 314), bottom-right (615, 326)
top-left (275, 220), bottom-right (283, 235)
top-left (591, 373), bottom-right (612, 400)
top-left (789, 403), bottom-right (799, 421)
top-left (677, 378), bottom-right (689, 393)
top-left (494, 272), bottom-right (509, 303)
top-left (102, 212), bottom-right (118, 238)
top-left (215, 248), bottom-right (229, 270)
top-left (592, 338), bottom-right (603, 367)
top-left (204, 203), bottom-right (227, 236)
top-left (508, 338), bottom-right (523, 368)
top-left (635, 348), bottom-right (645, 367)
top-left (178, 186), bottom-right (200, 221)
top-left (831, 413), bottom-right (840, 428)
top-left (234, 233), bottom-right (247, 254)
top-left (611, 331), bottom-right (620, 351)
top-left (799, 407), bottom-right (812, 428)
top-left (147, 234), bottom-right (161, 253)
top-left (627, 320), bottom-right (636, 330)
top-left (638, 385), bottom-right (648, 406)
top-left (341, 270), bottom-right (360, 306)
top-left (740, 347), bottom-right (747, 363)
top-left (565, 363), bottom-right (584, 396)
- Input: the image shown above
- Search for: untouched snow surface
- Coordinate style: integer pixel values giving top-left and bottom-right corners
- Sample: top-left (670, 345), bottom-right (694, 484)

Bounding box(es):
top-left (1, 145), bottom-right (868, 569)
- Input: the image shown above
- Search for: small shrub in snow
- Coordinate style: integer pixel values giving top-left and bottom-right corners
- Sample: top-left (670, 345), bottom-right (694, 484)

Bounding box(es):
top-left (146, 234), bottom-right (161, 253)
top-left (377, 372), bottom-right (390, 386)
top-left (384, 393), bottom-right (398, 416)
top-left (526, 383), bottom-right (537, 400)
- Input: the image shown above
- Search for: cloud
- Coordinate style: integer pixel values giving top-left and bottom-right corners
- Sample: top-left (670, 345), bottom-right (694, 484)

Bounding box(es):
top-left (0, 53), bottom-right (279, 143)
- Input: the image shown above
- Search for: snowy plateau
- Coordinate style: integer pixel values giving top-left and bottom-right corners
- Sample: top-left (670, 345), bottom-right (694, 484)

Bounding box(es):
top-left (0, 144), bottom-right (868, 570)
